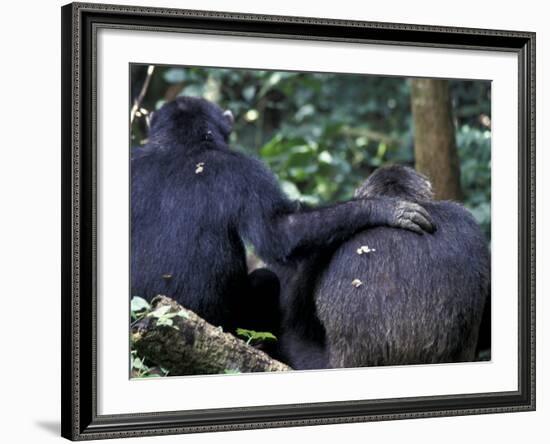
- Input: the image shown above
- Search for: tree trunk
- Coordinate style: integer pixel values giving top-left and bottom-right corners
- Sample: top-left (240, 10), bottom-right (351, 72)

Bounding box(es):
top-left (132, 295), bottom-right (291, 376)
top-left (411, 78), bottom-right (463, 201)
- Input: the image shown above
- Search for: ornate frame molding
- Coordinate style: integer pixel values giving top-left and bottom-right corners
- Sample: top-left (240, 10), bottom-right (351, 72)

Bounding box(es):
top-left (61, 3), bottom-right (535, 440)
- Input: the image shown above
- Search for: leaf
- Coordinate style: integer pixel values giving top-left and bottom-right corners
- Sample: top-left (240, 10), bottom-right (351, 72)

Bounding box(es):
top-left (235, 328), bottom-right (254, 339)
top-left (147, 305), bottom-right (172, 318)
top-left (132, 356), bottom-right (147, 371)
top-left (242, 85), bottom-right (256, 102)
top-left (295, 104), bottom-right (315, 122)
top-left (176, 309), bottom-right (190, 319)
top-left (130, 296), bottom-right (150, 313)
top-left (280, 180), bottom-right (302, 200)
top-left (236, 328), bottom-right (277, 343)
top-left (156, 317), bottom-right (174, 328)
top-left (318, 151), bottom-right (333, 164)
top-left (252, 332), bottom-right (277, 342)
top-left (179, 84), bottom-right (204, 97)
top-left (163, 68), bottom-right (186, 83)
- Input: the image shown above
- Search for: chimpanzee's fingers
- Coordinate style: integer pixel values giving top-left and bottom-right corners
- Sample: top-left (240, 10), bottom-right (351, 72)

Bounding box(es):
top-left (399, 201), bottom-right (435, 233)
top-left (407, 210), bottom-right (435, 234)
top-left (409, 203), bottom-right (432, 223)
top-left (399, 219), bottom-right (424, 235)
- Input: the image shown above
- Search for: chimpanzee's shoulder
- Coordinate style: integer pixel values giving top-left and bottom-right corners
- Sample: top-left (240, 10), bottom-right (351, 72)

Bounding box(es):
top-left (426, 200), bottom-right (477, 223)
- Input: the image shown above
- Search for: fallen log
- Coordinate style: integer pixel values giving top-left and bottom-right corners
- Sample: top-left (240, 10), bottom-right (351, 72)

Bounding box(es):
top-left (131, 295), bottom-right (292, 376)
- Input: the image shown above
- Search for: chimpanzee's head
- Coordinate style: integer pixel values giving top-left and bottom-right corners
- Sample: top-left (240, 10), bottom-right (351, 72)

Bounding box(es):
top-left (148, 96), bottom-right (234, 150)
top-left (355, 165), bottom-right (433, 202)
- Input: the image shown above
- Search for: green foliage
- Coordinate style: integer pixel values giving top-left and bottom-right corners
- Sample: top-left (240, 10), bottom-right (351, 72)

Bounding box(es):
top-left (131, 65), bottom-right (491, 238)
top-left (146, 305), bottom-right (189, 330)
top-left (130, 350), bottom-right (170, 378)
top-left (130, 299), bottom-right (187, 378)
top-left (457, 125), bottom-right (491, 240)
top-left (130, 295), bottom-right (150, 321)
top-left (236, 328), bottom-right (277, 345)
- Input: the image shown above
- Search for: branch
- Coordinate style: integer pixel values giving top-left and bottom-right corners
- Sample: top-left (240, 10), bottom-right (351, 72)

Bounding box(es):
top-left (132, 295), bottom-right (292, 376)
top-left (130, 65), bottom-right (155, 124)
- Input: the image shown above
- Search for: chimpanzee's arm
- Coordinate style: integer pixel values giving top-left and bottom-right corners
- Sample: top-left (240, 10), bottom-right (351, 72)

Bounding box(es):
top-left (233, 156), bottom-right (434, 263)
top-left (247, 197), bottom-right (433, 262)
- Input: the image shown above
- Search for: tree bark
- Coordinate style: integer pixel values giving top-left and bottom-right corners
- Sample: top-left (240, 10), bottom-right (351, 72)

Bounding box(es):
top-left (411, 78), bottom-right (463, 201)
top-left (132, 295), bottom-right (291, 376)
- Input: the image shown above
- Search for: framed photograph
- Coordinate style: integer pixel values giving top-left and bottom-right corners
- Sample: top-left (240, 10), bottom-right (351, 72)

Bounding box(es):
top-left (61, 2), bottom-right (535, 440)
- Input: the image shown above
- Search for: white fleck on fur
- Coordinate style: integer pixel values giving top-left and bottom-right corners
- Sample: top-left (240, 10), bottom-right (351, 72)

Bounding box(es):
top-left (356, 245), bottom-right (376, 255)
top-left (195, 162), bottom-right (205, 174)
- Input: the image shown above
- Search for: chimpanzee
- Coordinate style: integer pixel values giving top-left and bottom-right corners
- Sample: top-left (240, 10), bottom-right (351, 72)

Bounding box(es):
top-left (131, 97), bottom-right (434, 335)
top-left (278, 165), bottom-right (490, 369)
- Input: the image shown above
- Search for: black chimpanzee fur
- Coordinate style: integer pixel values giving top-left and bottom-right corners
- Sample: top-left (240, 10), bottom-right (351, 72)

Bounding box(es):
top-left (131, 97), bottom-right (434, 334)
top-left (277, 165), bottom-right (490, 369)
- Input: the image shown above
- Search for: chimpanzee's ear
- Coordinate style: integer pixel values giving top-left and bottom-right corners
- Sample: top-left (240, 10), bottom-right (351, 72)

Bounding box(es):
top-left (223, 109), bottom-right (234, 127)
top-left (146, 111), bottom-right (155, 130)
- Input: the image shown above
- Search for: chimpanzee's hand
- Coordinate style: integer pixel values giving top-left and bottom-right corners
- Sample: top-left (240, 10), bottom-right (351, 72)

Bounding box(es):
top-left (375, 198), bottom-right (435, 234)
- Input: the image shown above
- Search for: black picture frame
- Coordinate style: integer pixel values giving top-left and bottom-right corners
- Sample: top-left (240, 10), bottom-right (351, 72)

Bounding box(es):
top-left (61, 2), bottom-right (536, 440)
